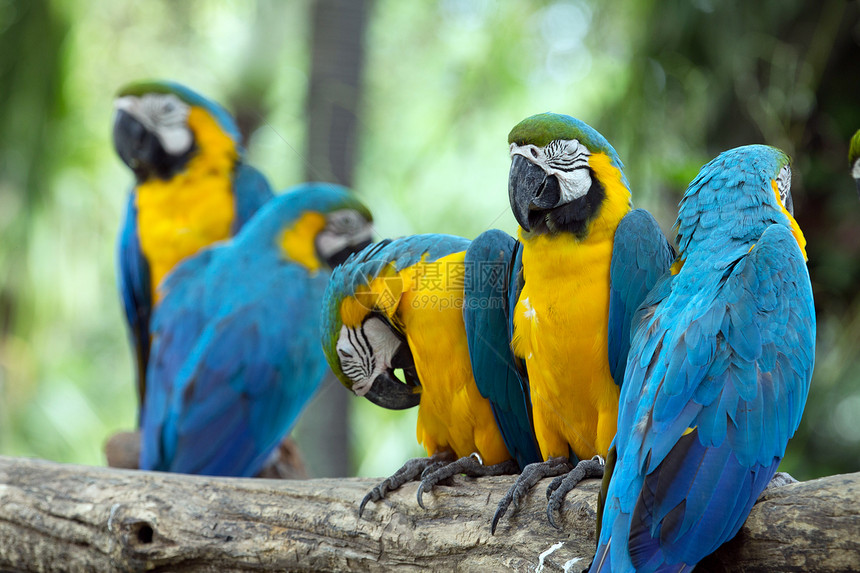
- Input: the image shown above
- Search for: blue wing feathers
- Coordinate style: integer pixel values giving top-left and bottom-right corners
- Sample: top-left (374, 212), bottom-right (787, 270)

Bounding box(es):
top-left (122, 155), bottom-right (272, 424)
top-left (117, 192), bottom-right (153, 414)
top-left (231, 163), bottom-right (275, 232)
top-left (464, 230), bottom-right (541, 468)
top-left (140, 244), bottom-right (329, 477)
top-left (593, 220), bottom-right (815, 572)
top-left (608, 209), bottom-right (675, 387)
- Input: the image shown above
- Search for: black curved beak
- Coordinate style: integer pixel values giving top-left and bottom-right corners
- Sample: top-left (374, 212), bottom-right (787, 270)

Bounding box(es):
top-left (113, 109), bottom-right (158, 181)
top-left (113, 109), bottom-right (192, 182)
top-left (364, 370), bottom-right (421, 410)
top-left (508, 154), bottom-right (559, 231)
top-left (783, 191), bottom-right (794, 216)
top-left (325, 237), bottom-right (372, 269)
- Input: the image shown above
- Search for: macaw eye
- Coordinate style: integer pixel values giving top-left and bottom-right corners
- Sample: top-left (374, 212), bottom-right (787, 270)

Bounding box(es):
top-left (339, 348), bottom-right (353, 358)
top-left (530, 148), bottom-right (539, 158)
top-left (327, 209), bottom-right (367, 234)
top-left (544, 138), bottom-right (589, 169)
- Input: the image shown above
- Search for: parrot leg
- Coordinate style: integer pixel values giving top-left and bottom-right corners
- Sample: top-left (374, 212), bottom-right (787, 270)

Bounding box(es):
top-left (358, 450), bottom-right (456, 517)
top-left (545, 455), bottom-right (605, 529)
top-left (491, 456), bottom-right (572, 534)
top-left (416, 455), bottom-right (519, 509)
top-left (763, 471), bottom-right (798, 492)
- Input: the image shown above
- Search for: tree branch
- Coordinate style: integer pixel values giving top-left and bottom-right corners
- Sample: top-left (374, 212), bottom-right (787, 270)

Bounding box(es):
top-left (0, 456), bottom-right (857, 572)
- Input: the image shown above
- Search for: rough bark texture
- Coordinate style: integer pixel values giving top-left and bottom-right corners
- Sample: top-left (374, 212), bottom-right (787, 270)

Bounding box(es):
top-left (0, 456), bottom-right (857, 572)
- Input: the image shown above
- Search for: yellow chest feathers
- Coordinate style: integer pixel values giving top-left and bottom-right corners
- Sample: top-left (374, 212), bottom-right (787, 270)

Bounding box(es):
top-left (136, 106), bottom-right (239, 301)
top-left (511, 153), bottom-right (631, 364)
top-left (398, 253), bottom-right (510, 464)
top-left (512, 174), bottom-right (630, 458)
top-left (340, 252), bottom-right (510, 463)
top-left (512, 232), bottom-right (614, 363)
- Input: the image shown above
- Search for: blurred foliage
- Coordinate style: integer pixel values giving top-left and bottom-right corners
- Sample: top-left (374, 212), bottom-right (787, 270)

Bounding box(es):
top-left (0, 0), bottom-right (857, 481)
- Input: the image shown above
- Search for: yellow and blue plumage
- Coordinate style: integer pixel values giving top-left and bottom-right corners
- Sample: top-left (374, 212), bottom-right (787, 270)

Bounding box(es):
top-left (139, 183), bottom-right (373, 477)
top-left (590, 145), bottom-right (814, 572)
top-left (320, 234), bottom-right (541, 514)
top-left (113, 80), bottom-right (273, 420)
top-left (494, 113), bottom-right (674, 531)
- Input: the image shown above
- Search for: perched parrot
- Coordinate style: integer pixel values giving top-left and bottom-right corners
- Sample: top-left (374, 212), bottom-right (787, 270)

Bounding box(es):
top-left (850, 128), bottom-right (860, 197)
top-left (493, 113), bottom-right (675, 532)
top-left (139, 183), bottom-right (373, 477)
top-left (590, 145), bottom-right (814, 572)
top-left (320, 233), bottom-right (542, 515)
top-left (113, 80), bottom-right (274, 421)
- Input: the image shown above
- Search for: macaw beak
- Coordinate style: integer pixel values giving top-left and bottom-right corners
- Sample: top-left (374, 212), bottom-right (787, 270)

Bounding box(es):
top-left (113, 109), bottom-right (158, 181)
top-left (783, 190), bottom-right (795, 216)
top-left (508, 154), bottom-right (560, 231)
top-left (324, 237), bottom-right (372, 269)
top-left (113, 109), bottom-right (192, 182)
top-left (363, 370), bottom-right (421, 410)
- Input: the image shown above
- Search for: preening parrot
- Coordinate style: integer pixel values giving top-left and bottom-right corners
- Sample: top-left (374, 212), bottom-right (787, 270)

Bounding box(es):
top-left (138, 183), bottom-right (373, 477)
top-left (113, 80), bottom-right (274, 421)
top-left (494, 113), bottom-right (675, 532)
top-left (589, 145), bottom-right (815, 572)
top-left (320, 233), bottom-right (542, 515)
top-left (850, 128), bottom-right (860, 197)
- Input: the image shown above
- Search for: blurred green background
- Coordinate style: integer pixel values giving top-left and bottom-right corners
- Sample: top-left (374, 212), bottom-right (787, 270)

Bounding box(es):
top-left (0, 0), bottom-right (858, 481)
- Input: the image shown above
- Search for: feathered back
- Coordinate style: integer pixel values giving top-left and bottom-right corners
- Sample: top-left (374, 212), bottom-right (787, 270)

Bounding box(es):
top-left (675, 144), bottom-right (798, 260)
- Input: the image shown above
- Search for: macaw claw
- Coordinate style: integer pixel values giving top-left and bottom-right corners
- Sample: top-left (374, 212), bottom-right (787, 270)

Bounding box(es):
top-left (416, 456), bottom-right (519, 509)
top-left (358, 450), bottom-right (456, 518)
top-left (491, 456), bottom-right (572, 534)
top-left (762, 471), bottom-right (798, 494)
top-left (545, 455), bottom-right (605, 529)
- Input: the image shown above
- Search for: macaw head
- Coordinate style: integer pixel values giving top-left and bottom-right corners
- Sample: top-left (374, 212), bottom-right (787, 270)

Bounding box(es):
top-left (238, 182), bottom-right (374, 272)
top-left (113, 80), bottom-right (241, 183)
top-left (676, 144), bottom-right (805, 259)
top-left (333, 312), bottom-right (421, 411)
top-left (849, 128), bottom-right (860, 198)
top-left (507, 113), bottom-right (630, 237)
top-left (320, 234), bottom-right (469, 410)
top-left (321, 242), bottom-right (421, 410)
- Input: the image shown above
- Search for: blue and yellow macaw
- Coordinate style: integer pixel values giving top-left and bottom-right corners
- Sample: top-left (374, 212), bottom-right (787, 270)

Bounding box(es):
top-left (320, 234), bottom-right (542, 514)
top-left (850, 128), bottom-right (860, 197)
top-left (139, 183), bottom-right (373, 477)
top-left (493, 113), bottom-right (674, 532)
top-left (113, 80), bottom-right (274, 420)
top-left (590, 145), bottom-right (815, 572)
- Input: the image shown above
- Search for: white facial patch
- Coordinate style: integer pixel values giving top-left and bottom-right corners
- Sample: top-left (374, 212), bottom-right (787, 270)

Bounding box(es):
top-left (336, 317), bottom-right (401, 396)
top-left (114, 93), bottom-right (193, 156)
top-left (510, 139), bottom-right (592, 204)
top-left (775, 164), bottom-right (792, 208)
top-left (853, 158), bottom-right (860, 180)
top-left (316, 209), bottom-right (373, 261)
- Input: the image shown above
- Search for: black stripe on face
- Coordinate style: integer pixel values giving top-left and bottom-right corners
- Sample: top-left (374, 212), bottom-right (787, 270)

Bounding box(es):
top-left (357, 323), bottom-right (376, 375)
top-left (342, 326), bottom-right (374, 380)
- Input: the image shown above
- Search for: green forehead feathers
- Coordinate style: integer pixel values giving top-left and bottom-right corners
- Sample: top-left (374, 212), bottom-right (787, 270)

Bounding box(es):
top-left (849, 129), bottom-right (860, 166)
top-left (508, 112), bottom-right (612, 153)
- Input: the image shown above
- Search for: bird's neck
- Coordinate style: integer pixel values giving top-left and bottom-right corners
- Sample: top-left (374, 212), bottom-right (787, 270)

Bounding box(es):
top-left (135, 108), bottom-right (239, 302)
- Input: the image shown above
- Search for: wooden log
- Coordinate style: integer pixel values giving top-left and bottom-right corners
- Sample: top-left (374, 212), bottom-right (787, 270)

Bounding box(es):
top-left (0, 456), bottom-right (857, 572)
